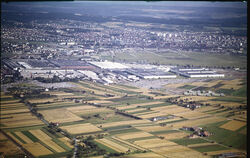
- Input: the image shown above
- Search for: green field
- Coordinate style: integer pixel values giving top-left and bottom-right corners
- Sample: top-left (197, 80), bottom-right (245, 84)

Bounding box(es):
top-left (21, 131), bottom-right (39, 142)
top-left (210, 97), bottom-right (246, 103)
top-left (101, 51), bottom-right (247, 68)
top-left (201, 121), bottom-right (246, 150)
top-left (178, 85), bottom-right (196, 89)
top-left (171, 138), bottom-right (210, 146)
top-left (191, 144), bottom-right (229, 153)
top-left (150, 130), bottom-right (180, 135)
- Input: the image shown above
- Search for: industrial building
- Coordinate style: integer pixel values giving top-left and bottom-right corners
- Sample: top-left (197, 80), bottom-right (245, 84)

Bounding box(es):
top-left (127, 68), bottom-right (177, 79)
top-left (170, 67), bottom-right (225, 78)
top-left (89, 61), bottom-right (129, 70)
top-left (112, 70), bottom-right (139, 81)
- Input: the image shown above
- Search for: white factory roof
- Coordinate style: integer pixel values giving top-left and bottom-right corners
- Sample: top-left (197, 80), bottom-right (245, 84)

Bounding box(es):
top-left (78, 70), bottom-right (99, 80)
top-left (90, 61), bottom-right (129, 69)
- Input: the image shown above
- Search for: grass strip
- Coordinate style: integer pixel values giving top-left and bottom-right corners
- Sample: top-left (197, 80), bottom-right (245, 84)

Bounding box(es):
top-left (10, 132), bottom-right (26, 144)
top-left (21, 131), bottom-right (39, 142)
top-left (52, 138), bottom-right (72, 151)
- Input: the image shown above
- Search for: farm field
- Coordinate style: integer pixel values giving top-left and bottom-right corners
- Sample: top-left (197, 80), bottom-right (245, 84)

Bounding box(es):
top-left (22, 142), bottom-right (53, 157)
top-left (0, 75), bottom-right (246, 157)
top-left (123, 152), bottom-right (165, 158)
top-left (220, 120), bottom-right (246, 131)
top-left (95, 138), bottom-right (129, 152)
top-left (39, 108), bottom-right (83, 123)
top-left (61, 123), bottom-right (103, 135)
top-left (0, 132), bottom-right (24, 156)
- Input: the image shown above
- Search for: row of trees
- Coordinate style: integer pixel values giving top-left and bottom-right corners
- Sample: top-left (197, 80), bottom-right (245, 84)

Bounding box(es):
top-left (34, 76), bottom-right (80, 83)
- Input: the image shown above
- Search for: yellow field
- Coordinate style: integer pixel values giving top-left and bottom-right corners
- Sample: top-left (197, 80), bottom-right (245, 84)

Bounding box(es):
top-left (179, 96), bottom-right (217, 102)
top-left (135, 125), bottom-right (171, 132)
top-left (158, 107), bottom-right (190, 115)
top-left (39, 109), bottom-right (83, 123)
top-left (0, 133), bottom-right (23, 156)
top-left (96, 119), bottom-right (151, 128)
top-left (201, 80), bottom-right (223, 87)
top-left (206, 149), bottom-right (245, 156)
top-left (138, 112), bottom-right (168, 119)
top-left (80, 81), bottom-right (123, 96)
top-left (111, 136), bottom-right (145, 151)
top-left (220, 120), bottom-right (246, 131)
top-left (126, 108), bottom-right (146, 113)
top-left (204, 100), bottom-right (244, 107)
top-left (116, 131), bottom-right (154, 140)
top-left (124, 152), bottom-right (165, 158)
top-left (134, 138), bottom-right (177, 148)
top-left (151, 105), bottom-right (181, 111)
top-left (0, 99), bottom-right (21, 104)
top-left (151, 145), bottom-right (208, 158)
top-left (95, 138), bottom-right (129, 152)
top-left (29, 129), bottom-right (74, 150)
top-left (157, 117), bottom-right (183, 124)
top-left (67, 106), bottom-right (112, 115)
top-left (156, 132), bottom-right (189, 140)
top-left (109, 84), bottom-right (155, 97)
top-left (61, 123), bottom-right (102, 134)
top-left (6, 132), bottom-right (23, 145)
top-left (23, 142), bottom-right (53, 156)
top-left (29, 129), bottom-right (51, 140)
top-left (59, 137), bottom-right (74, 148)
top-left (0, 95), bottom-right (13, 98)
top-left (28, 98), bottom-right (56, 104)
top-left (72, 82), bottom-right (111, 96)
top-left (135, 111), bottom-right (158, 116)
top-left (1, 102), bottom-right (25, 107)
top-left (15, 132), bottom-right (33, 143)
top-left (117, 101), bottom-right (164, 110)
top-left (40, 138), bottom-right (65, 152)
top-left (170, 116), bottom-right (226, 128)
top-left (2, 120), bottom-right (44, 128)
top-left (1, 113), bottom-right (44, 128)
top-left (1, 113), bottom-right (35, 122)
top-left (219, 79), bottom-right (242, 90)
top-left (67, 105), bottom-right (96, 110)
top-left (1, 109), bottom-right (29, 115)
top-left (174, 111), bottom-right (211, 119)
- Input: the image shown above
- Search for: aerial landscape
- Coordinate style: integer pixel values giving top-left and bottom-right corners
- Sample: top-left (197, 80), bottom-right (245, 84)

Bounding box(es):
top-left (0, 1), bottom-right (247, 158)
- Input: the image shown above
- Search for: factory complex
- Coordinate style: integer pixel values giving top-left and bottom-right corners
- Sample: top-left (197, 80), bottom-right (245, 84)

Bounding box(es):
top-left (3, 59), bottom-right (225, 84)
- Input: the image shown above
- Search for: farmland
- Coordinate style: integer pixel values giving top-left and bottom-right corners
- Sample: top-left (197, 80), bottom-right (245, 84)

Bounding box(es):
top-left (0, 77), bottom-right (246, 157)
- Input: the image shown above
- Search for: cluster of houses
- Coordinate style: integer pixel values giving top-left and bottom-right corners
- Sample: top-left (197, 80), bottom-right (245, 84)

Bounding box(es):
top-left (184, 90), bottom-right (225, 96)
top-left (180, 126), bottom-right (211, 138)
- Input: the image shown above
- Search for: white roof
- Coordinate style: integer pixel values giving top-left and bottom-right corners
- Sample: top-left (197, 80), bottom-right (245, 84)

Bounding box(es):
top-left (90, 61), bottom-right (129, 69)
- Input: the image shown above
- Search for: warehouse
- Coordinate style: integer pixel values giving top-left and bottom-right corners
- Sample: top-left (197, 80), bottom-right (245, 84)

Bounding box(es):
top-left (127, 68), bottom-right (177, 79)
top-left (112, 70), bottom-right (139, 80)
top-left (89, 61), bottom-right (129, 70)
top-left (170, 67), bottom-right (224, 78)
